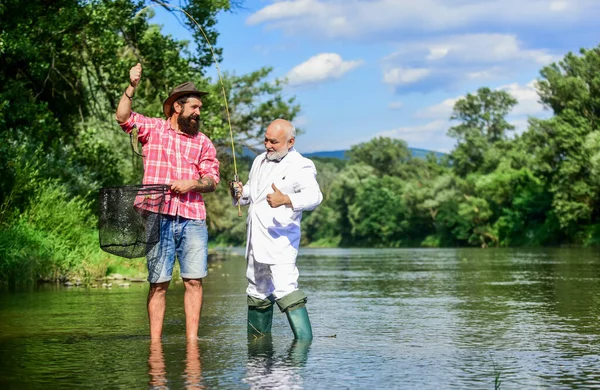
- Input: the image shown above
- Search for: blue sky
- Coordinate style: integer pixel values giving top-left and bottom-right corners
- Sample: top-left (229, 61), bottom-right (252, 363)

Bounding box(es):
top-left (152, 0), bottom-right (600, 154)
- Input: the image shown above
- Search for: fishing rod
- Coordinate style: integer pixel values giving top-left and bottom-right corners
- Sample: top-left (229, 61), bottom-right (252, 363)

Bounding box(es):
top-left (134, 1), bottom-right (242, 217)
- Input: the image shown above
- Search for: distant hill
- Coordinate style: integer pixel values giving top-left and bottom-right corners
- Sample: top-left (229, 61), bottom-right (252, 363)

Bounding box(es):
top-left (239, 147), bottom-right (446, 160)
top-left (303, 150), bottom-right (347, 159)
top-left (303, 148), bottom-right (446, 160)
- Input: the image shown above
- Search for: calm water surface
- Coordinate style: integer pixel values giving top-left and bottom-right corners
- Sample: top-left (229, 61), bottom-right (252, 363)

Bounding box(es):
top-left (1, 248), bottom-right (600, 389)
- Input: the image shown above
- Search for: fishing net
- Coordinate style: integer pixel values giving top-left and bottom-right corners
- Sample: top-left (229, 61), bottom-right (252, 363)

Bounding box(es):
top-left (98, 184), bottom-right (169, 259)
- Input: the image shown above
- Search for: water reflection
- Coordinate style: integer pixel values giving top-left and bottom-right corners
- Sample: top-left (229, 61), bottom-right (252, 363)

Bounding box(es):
top-left (286, 340), bottom-right (311, 368)
top-left (148, 341), bottom-right (204, 389)
top-left (148, 341), bottom-right (167, 389)
top-left (244, 336), bottom-right (311, 389)
top-left (184, 342), bottom-right (205, 389)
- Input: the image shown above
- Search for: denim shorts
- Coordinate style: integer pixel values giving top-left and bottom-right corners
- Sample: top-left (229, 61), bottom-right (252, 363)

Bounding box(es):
top-left (146, 215), bottom-right (208, 283)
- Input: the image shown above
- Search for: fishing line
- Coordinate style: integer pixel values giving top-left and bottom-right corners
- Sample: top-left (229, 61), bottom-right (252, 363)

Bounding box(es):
top-left (133, 1), bottom-right (242, 217)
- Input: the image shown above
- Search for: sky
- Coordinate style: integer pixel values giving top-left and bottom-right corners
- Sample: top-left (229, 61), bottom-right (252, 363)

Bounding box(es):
top-left (152, 0), bottom-right (600, 154)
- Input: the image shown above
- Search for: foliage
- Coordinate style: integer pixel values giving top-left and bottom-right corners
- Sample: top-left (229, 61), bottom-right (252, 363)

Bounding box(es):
top-left (346, 137), bottom-right (412, 177)
top-left (448, 87), bottom-right (518, 176)
top-left (522, 46), bottom-right (600, 233)
top-left (348, 176), bottom-right (408, 247)
top-left (0, 179), bottom-right (114, 285)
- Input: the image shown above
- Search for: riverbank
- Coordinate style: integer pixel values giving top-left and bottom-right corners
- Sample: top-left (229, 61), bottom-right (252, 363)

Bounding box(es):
top-left (0, 241), bottom-right (241, 287)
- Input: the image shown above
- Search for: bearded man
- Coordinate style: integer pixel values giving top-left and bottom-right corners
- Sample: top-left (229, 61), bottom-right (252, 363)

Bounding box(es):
top-left (115, 63), bottom-right (220, 341)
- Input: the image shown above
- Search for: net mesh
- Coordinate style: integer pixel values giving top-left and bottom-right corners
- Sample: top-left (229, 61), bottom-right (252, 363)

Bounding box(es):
top-left (98, 184), bottom-right (169, 259)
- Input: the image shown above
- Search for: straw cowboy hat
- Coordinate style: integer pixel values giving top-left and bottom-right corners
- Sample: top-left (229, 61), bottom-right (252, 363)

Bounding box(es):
top-left (162, 82), bottom-right (208, 118)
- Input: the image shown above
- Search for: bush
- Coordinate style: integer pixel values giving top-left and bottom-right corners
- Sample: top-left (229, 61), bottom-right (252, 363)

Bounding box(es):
top-left (0, 179), bottom-right (123, 285)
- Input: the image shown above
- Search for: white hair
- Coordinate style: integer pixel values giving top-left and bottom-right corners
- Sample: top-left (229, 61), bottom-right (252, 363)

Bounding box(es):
top-left (287, 124), bottom-right (296, 140)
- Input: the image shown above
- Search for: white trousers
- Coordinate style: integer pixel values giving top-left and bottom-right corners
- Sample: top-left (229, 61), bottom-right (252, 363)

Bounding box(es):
top-left (246, 248), bottom-right (299, 300)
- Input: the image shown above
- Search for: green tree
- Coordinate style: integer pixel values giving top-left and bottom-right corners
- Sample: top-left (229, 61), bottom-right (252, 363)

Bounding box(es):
top-left (523, 45), bottom-right (600, 236)
top-left (346, 137), bottom-right (413, 178)
top-left (348, 176), bottom-right (408, 247)
top-left (403, 172), bottom-right (461, 247)
top-left (475, 157), bottom-right (556, 246)
top-left (322, 164), bottom-right (378, 246)
top-left (448, 87), bottom-right (518, 176)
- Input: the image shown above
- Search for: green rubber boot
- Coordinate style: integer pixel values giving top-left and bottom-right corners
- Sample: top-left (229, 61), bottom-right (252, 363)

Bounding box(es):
top-left (276, 290), bottom-right (313, 341)
top-left (285, 306), bottom-right (313, 340)
top-left (247, 296), bottom-right (274, 338)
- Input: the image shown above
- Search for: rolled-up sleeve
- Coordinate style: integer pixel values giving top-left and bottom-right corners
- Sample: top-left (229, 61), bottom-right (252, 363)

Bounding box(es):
top-left (118, 112), bottom-right (160, 144)
top-left (118, 112), bottom-right (137, 134)
top-left (288, 160), bottom-right (322, 212)
top-left (199, 137), bottom-right (221, 185)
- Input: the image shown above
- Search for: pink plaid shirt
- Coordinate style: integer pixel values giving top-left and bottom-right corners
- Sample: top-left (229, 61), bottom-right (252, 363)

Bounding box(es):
top-left (119, 112), bottom-right (220, 220)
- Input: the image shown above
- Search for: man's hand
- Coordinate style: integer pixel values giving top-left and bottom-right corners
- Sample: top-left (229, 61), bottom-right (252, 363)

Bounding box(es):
top-left (170, 177), bottom-right (216, 194)
top-left (170, 180), bottom-right (197, 195)
top-left (267, 183), bottom-right (291, 208)
top-left (130, 63), bottom-right (142, 87)
top-left (229, 181), bottom-right (243, 199)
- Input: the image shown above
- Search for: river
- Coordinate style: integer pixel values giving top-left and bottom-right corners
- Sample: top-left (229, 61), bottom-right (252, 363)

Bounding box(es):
top-left (1, 248), bottom-right (600, 388)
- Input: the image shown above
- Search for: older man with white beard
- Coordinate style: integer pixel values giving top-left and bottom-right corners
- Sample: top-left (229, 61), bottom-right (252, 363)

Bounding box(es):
top-left (231, 119), bottom-right (322, 340)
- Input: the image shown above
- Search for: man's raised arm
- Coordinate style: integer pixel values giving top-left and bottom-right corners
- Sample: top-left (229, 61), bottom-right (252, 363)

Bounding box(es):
top-left (116, 63), bottom-right (141, 123)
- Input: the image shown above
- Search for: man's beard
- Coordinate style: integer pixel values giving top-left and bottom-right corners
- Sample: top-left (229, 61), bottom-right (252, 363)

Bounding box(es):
top-left (266, 147), bottom-right (289, 162)
top-left (178, 113), bottom-right (200, 136)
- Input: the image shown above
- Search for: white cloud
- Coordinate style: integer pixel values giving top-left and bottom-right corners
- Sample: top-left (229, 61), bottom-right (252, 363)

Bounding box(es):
top-left (550, 1), bottom-right (569, 11)
top-left (406, 80), bottom-right (547, 152)
top-left (388, 101), bottom-right (403, 110)
top-left (466, 68), bottom-right (504, 80)
top-left (510, 118), bottom-right (531, 134)
top-left (383, 67), bottom-right (431, 86)
top-left (373, 80), bottom-right (545, 152)
top-left (414, 80), bottom-right (546, 121)
top-left (247, 0), bottom-right (322, 25)
top-left (427, 47), bottom-right (450, 60)
top-left (497, 80), bottom-right (546, 116)
top-left (304, 79), bottom-right (546, 153)
top-left (375, 120), bottom-right (453, 152)
top-left (247, 0), bottom-right (598, 39)
top-left (293, 115), bottom-right (309, 128)
top-left (321, 119), bottom-right (451, 153)
top-left (382, 34), bottom-right (557, 92)
top-left (386, 34), bottom-right (555, 66)
top-left (285, 53), bottom-right (363, 86)
top-left (414, 97), bottom-right (460, 120)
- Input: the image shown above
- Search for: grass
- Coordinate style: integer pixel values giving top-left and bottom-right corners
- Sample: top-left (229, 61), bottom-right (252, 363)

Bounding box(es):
top-left (0, 180), bottom-right (144, 285)
top-left (492, 356), bottom-right (502, 390)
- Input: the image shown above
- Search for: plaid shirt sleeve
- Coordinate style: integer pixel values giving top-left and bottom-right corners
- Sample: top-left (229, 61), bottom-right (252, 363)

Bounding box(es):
top-left (117, 112), bottom-right (165, 144)
top-left (199, 136), bottom-right (221, 185)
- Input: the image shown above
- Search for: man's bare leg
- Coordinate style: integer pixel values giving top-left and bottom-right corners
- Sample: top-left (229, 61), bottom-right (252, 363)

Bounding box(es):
top-left (183, 278), bottom-right (203, 341)
top-left (148, 282), bottom-right (170, 340)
